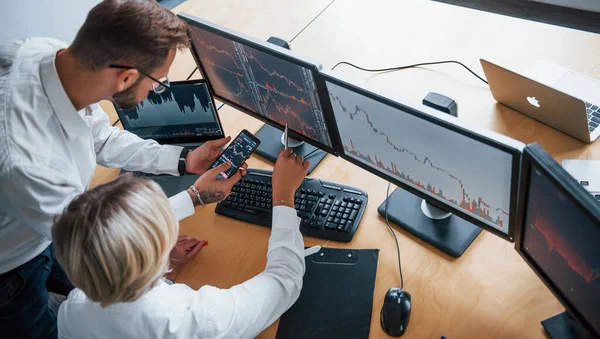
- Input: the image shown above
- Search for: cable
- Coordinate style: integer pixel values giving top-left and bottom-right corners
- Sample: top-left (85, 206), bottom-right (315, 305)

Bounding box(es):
top-left (302, 148), bottom-right (322, 160)
top-left (112, 119), bottom-right (120, 127)
top-left (186, 67), bottom-right (198, 80)
top-left (331, 60), bottom-right (488, 85)
top-left (384, 182), bottom-right (404, 289)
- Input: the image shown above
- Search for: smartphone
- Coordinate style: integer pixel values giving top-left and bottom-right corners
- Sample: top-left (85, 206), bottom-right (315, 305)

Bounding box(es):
top-left (209, 129), bottom-right (260, 179)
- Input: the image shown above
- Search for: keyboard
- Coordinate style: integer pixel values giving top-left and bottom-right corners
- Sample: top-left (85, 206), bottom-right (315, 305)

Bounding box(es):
top-left (215, 169), bottom-right (368, 242)
top-left (585, 102), bottom-right (600, 132)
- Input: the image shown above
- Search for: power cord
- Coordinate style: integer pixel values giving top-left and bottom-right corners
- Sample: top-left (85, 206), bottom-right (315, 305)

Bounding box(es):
top-left (302, 148), bottom-right (323, 160)
top-left (331, 60), bottom-right (488, 85)
top-left (112, 119), bottom-right (120, 127)
top-left (384, 182), bottom-right (404, 289)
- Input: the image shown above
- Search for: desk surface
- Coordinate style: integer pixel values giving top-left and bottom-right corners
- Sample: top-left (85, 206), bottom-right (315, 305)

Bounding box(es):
top-left (91, 1), bottom-right (600, 338)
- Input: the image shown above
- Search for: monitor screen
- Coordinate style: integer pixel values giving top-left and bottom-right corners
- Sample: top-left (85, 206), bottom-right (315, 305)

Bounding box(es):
top-left (116, 81), bottom-right (223, 141)
top-left (522, 162), bottom-right (600, 335)
top-left (325, 76), bottom-right (519, 236)
top-left (184, 17), bottom-right (334, 150)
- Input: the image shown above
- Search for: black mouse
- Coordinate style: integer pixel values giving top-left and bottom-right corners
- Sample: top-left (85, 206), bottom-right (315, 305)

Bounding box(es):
top-left (380, 287), bottom-right (412, 337)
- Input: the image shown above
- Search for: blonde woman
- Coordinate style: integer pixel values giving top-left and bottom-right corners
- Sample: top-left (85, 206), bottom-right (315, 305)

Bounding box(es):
top-left (54, 149), bottom-right (316, 339)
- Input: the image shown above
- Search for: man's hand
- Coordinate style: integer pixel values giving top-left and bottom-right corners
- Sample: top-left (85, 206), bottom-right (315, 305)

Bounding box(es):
top-left (188, 162), bottom-right (246, 206)
top-left (165, 235), bottom-right (208, 281)
top-left (185, 137), bottom-right (231, 175)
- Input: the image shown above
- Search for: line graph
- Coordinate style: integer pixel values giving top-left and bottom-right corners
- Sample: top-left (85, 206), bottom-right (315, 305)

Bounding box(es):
top-left (326, 80), bottom-right (514, 232)
top-left (119, 82), bottom-right (222, 138)
top-left (189, 25), bottom-right (332, 148)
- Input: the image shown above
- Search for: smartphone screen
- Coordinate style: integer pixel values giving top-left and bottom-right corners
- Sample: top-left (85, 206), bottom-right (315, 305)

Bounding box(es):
top-left (209, 130), bottom-right (260, 179)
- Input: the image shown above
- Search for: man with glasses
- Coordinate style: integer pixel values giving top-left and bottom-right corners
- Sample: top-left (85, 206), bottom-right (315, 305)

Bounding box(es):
top-left (0, 1), bottom-right (244, 338)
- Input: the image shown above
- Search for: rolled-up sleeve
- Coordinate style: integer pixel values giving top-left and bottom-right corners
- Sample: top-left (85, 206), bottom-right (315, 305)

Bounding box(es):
top-left (88, 104), bottom-right (182, 175)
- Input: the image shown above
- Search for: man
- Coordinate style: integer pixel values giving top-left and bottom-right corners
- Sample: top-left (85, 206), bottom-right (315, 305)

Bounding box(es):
top-left (0, 1), bottom-right (243, 337)
top-left (54, 149), bottom-right (316, 339)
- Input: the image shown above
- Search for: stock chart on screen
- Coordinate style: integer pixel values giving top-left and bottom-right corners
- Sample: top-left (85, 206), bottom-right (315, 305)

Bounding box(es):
top-left (119, 82), bottom-right (222, 140)
top-left (210, 132), bottom-right (258, 179)
top-left (326, 80), bottom-right (514, 233)
top-left (188, 25), bottom-right (333, 148)
top-left (524, 167), bottom-right (600, 334)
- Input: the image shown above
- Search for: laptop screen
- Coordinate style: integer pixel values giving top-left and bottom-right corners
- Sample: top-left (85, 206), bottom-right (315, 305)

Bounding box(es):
top-left (115, 80), bottom-right (224, 144)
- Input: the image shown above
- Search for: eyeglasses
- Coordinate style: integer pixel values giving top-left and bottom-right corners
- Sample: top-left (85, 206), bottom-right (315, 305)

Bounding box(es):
top-left (109, 64), bottom-right (170, 94)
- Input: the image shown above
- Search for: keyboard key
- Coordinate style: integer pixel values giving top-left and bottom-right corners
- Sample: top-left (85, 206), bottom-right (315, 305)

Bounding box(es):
top-left (334, 201), bottom-right (341, 206)
top-left (326, 199), bottom-right (334, 205)
top-left (591, 116), bottom-right (600, 124)
top-left (592, 105), bottom-right (599, 111)
top-left (325, 222), bottom-right (337, 230)
top-left (324, 204), bottom-right (331, 210)
top-left (231, 203), bottom-right (238, 209)
top-left (329, 194), bottom-right (335, 199)
top-left (300, 194), bottom-right (307, 199)
top-left (237, 204), bottom-right (245, 210)
top-left (337, 224), bottom-right (344, 231)
top-left (334, 218), bottom-right (340, 223)
top-left (586, 102), bottom-right (592, 108)
top-left (341, 202), bottom-right (348, 208)
top-left (320, 197), bottom-right (327, 203)
top-left (349, 210), bottom-right (358, 221)
top-left (221, 201), bottom-right (231, 208)
top-left (327, 216), bottom-right (334, 222)
top-left (345, 208), bottom-right (352, 214)
top-left (590, 121), bottom-right (599, 128)
top-left (344, 221), bottom-right (353, 233)
top-left (332, 206), bottom-right (339, 212)
top-left (336, 212), bottom-right (343, 218)
top-left (298, 211), bottom-right (311, 219)
top-left (343, 213), bottom-right (349, 219)
top-left (347, 203), bottom-right (354, 209)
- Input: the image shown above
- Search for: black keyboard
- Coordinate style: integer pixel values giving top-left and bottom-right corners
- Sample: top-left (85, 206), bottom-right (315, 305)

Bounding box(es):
top-left (215, 169), bottom-right (368, 242)
top-left (585, 102), bottom-right (600, 132)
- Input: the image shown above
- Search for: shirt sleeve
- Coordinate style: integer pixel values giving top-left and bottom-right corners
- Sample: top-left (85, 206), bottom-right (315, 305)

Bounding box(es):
top-left (87, 104), bottom-right (182, 175)
top-left (0, 165), bottom-right (81, 239)
top-left (168, 191), bottom-right (195, 221)
top-left (190, 206), bottom-right (305, 338)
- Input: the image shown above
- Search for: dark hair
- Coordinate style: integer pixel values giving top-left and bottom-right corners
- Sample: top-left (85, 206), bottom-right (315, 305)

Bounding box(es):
top-left (70, 0), bottom-right (189, 71)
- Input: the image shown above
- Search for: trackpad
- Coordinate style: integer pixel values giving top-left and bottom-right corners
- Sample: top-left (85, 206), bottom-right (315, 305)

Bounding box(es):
top-left (555, 71), bottom-right (600, 105)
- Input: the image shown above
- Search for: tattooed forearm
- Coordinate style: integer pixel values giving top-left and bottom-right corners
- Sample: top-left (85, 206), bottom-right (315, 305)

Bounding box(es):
top-left (198, 188), bottom-right (225, 205)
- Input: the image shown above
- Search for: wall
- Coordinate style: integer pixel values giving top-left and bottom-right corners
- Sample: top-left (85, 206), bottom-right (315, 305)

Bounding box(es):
top-left (0, 0), bottom-right (101, 44)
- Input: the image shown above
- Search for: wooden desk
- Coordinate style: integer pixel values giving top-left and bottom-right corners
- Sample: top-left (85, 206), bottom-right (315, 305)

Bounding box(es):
top-left (91, 0), bottom-right (600, 338)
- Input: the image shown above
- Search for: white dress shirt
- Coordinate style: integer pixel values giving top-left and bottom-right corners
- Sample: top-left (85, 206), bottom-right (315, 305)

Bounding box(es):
top-left (57, 206), bottom-right (304, 339)
top-left (0, 37), bottom-right (194, 274)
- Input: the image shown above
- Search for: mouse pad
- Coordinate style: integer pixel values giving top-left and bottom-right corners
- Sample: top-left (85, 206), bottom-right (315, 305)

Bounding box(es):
top-left (276, 247), bottom-right (379, 339)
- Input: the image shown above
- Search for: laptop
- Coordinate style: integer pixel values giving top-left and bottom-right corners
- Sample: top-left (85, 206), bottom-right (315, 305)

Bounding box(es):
top-left (480, 59), bottom-right (600, 144)
top-left (114, 79), bottom-right (225, 197)
top-left (562, 159), bottom-right (600, 201)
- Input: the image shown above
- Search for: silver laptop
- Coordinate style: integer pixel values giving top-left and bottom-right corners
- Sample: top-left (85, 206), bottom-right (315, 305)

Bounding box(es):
top-left (114, 79), bottom-right (225, 196)
top-left (481, 59), bottom-right (600, 144)
top-left (562, 159), bottom-right (600, 201)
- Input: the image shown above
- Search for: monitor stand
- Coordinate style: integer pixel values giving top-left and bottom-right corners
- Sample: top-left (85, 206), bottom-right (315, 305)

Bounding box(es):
top-left (377, 187), bottom-right (482, 258)
top-left (542, 312), bottom-right (590, 339)
top-left (254, 124), bottom-right (327, 175)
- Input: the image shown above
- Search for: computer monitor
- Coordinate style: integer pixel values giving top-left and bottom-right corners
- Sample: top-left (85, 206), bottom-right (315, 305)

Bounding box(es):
top-left (178, 13), bottom-right (338, 174)
top-left (515, 143), bottom-right (600, 339)
top-left (322, 71), bottom-right (524, 257)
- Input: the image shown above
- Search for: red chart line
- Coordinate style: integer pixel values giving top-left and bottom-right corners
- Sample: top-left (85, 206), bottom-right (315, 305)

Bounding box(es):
top-left (330, 93), bottom-right (510, 218)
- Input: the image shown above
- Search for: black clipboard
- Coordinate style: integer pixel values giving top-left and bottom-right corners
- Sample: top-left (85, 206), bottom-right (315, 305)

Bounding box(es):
top-left (276, 247), bottom-right (379, 339)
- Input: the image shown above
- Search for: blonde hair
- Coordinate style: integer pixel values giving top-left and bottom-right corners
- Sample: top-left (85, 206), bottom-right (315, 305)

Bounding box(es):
top-left (52, 175), bottom-right (179, 307)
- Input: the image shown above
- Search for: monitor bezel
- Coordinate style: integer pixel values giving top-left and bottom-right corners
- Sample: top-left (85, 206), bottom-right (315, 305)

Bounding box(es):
top-left (321, 71), bottom-right (523, 241)
top-left (515, 143), bottom-right (600, 338)
top-left (179, 13), bottom-right (340, 155)
top-left (113, 78), bottom-right (225, 144)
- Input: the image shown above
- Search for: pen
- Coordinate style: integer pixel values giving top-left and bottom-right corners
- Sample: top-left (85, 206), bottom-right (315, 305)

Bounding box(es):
top-left (284, 123), bottom-right (289, 150)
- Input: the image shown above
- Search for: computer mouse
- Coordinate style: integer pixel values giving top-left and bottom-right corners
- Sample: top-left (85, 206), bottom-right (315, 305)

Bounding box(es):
top-left (380, 287), bottom-right (412, 337)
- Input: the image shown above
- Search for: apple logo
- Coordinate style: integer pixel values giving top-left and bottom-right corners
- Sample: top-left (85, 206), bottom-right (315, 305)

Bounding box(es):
top-left (527, 96), bottom-right (540, 108)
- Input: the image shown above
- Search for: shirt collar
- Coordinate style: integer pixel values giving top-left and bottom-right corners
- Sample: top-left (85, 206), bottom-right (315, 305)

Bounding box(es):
top-left (40, 50), bottom-right (88, 140)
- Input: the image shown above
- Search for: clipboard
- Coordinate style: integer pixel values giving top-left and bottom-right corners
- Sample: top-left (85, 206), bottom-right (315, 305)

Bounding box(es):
top-left (276, 247), bottom-right (379, 339)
